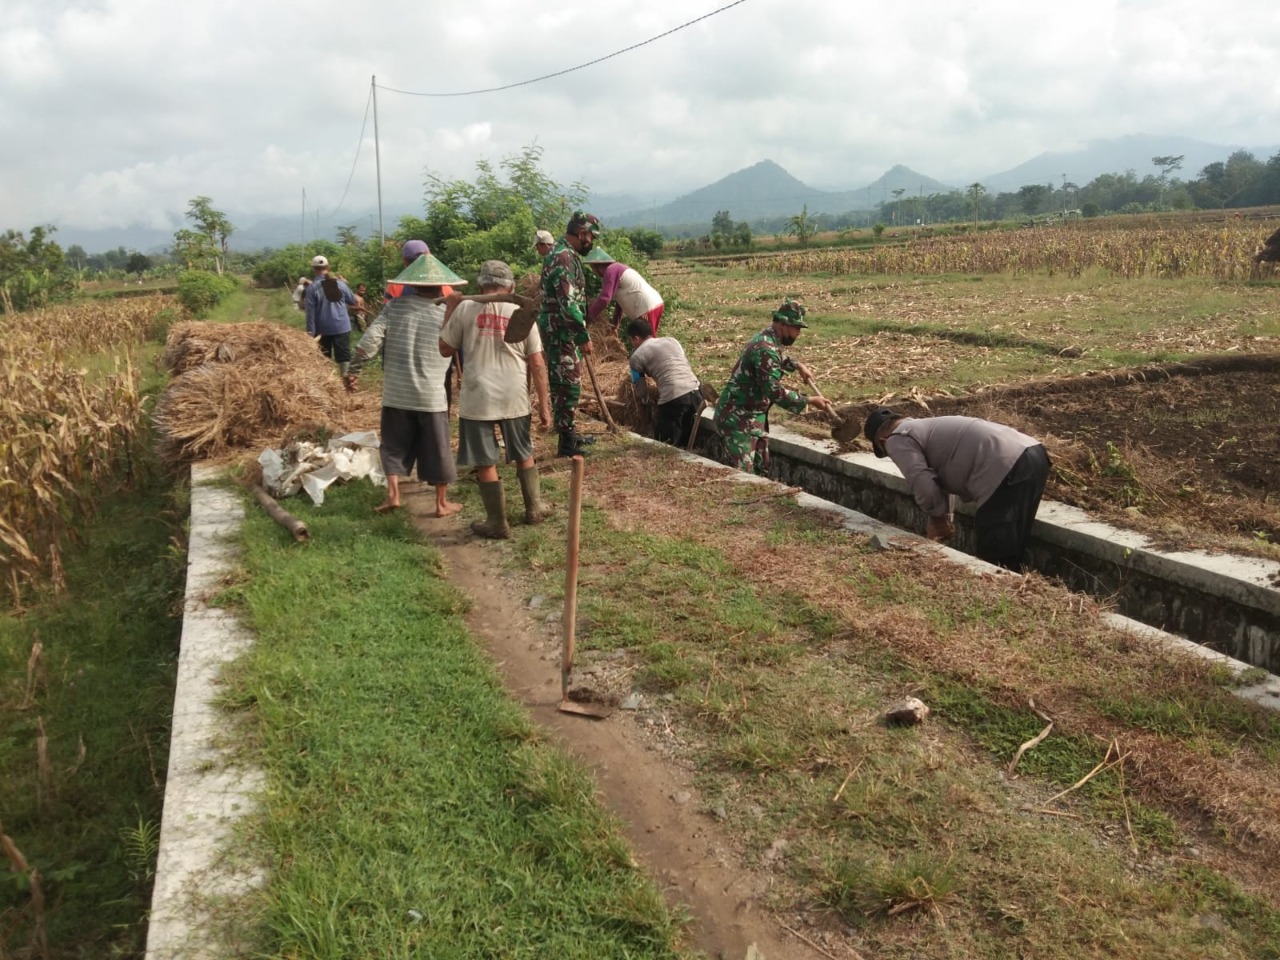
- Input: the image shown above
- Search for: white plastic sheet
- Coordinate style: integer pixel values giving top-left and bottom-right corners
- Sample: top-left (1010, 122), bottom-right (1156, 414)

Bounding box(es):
top-left (260, 432), bottom-right (386, 506)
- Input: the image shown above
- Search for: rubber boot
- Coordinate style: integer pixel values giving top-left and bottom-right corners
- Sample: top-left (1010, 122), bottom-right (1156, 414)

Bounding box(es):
top-left (557, 432), bottom-right (591, 458)
top-left (471, 480), bottom-right (510, 539)
top-left (338, 361), bottom-right (350, 377)
top-left (517, 465), bottom-right (550, 525)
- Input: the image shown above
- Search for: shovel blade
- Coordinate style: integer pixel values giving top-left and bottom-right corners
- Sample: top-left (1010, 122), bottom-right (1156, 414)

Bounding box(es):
top-left (558, 698), bottom-right (615, 719)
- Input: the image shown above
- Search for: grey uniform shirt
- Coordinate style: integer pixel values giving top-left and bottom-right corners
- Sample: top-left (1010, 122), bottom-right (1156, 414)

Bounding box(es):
top-left (629, 337), bottom-right (700, 404)
top-left (883, 416), bottom-right (1040, 517)
top-left (348, 294), bottom-right (449, 413)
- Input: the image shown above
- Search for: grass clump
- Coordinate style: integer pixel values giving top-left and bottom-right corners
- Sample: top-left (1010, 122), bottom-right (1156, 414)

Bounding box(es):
top-left (228, 482), bottom-right (687, 959)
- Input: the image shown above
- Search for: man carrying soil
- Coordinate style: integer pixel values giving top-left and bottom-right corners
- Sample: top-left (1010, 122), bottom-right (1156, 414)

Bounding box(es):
top-left (344, 252), bottom-right (466, 518)
top-left (304, 255), bottom-right (356, 376)
top-left (626, 318), bottom-right (703, 448)
top-left (539, 210), bottom-right (601, 458)
top-left (863, 408), bottom-right (1051, 571)
top-left (713, 299), bottom-right (834, 475)
top-left (584, 247), bottom-right (664, 338)
top-left (439, 260), bottom-right (553, 539)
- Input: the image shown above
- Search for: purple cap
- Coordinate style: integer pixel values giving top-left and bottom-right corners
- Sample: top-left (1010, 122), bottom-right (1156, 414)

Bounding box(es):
top-left (401, 239), bottom-right (430, 261)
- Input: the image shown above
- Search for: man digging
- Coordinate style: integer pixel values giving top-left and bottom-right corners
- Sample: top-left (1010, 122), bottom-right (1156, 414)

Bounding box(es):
top-left (713, 298), bottom-right (834, 474)
top-left (439, 260), bottom-right (553, 539)
top-left (345, 252), bottom-right (466, 518)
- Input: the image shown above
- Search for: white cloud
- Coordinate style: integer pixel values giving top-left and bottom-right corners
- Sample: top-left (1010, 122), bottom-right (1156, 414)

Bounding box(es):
top-left (0, 0), bottom-right (1276, 237)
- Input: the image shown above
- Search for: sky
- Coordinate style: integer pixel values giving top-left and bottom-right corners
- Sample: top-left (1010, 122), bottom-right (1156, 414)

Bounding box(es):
top-left (2, 0), bottom-right (1278, 238)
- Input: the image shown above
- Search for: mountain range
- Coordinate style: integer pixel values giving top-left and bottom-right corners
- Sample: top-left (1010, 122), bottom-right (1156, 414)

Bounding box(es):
top-left (51, 134), bottom-right (1276, 253)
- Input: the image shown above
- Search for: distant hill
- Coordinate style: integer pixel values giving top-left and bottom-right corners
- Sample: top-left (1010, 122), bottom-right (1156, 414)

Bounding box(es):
top-left (975, 134), bottom-right (1277, 193)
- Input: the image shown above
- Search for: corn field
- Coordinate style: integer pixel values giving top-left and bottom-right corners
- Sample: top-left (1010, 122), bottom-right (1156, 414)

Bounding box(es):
top-left (747, 219), bottom-right (1280, 280)
top-left (0, 297), bottom-right (171, 602)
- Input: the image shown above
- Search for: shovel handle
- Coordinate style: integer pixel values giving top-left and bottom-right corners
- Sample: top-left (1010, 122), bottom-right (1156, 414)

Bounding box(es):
top-left (561, 456), bottom-right (585, 700)
top-left (583, 352), bottom-right (619, 432)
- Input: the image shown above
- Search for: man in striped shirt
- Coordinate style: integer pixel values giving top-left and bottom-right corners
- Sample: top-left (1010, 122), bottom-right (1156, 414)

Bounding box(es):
top-left (345, 253), bottom-right (466, 517)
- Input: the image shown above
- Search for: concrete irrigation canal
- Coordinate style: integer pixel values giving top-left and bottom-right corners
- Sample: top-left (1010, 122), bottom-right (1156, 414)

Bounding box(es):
top-left (694, 416), bottom-right (1280, 675)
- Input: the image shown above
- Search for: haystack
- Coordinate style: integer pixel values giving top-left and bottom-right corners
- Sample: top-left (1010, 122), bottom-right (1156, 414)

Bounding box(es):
top-left (153, 322), bottom-right (347, 463)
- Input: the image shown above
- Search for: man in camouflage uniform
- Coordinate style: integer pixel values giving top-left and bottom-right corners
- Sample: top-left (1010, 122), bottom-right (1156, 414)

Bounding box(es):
top-left (539, 210), bottom-right (602, 457)
top-left (713, 298), bottom-right (834, 474)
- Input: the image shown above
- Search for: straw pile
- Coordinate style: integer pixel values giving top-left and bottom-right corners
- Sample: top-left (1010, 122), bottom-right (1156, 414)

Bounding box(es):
top-left (153, 322), bottom-right (347, 463)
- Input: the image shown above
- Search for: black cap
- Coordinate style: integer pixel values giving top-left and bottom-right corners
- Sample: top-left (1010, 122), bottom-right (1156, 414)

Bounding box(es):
top-left (863, 407), bottom-right (900, 457)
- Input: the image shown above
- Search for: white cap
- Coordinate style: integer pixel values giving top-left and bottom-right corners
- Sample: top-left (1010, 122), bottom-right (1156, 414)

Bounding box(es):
top-left (310, 255), bottom-right (329, 268)
top-left (534, 230), bottom-right (554, 247)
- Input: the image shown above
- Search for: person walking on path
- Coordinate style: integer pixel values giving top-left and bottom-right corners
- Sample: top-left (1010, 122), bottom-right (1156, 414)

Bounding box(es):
top-left (386, 239), bottom-right (461, 408)
top-left (304, 254), bottom-right (356, 376)
top-left (291, 276), bottom-right (310, 311)
top-left (539, 210), bottom-right (602, 457)
top-left (863, 408), bottom-right (1051, 571)
top-left (626, 318), bottom-right (702, 448)
top-left (584, 247), bottom-right (664, 338)
top-left (713, 298), bottom-right (833, 475)
top-left (344, 252), bottom-right (468, 518)
top-left (439, 260), bottom-right (552, 539)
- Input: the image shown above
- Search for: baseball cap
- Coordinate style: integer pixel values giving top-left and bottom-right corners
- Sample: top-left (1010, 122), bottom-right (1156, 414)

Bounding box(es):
top-left (772, 298), bottom-right (807, 328)
top-left (863, 407), bottom-right (901, 458)
top-left (534, 230), bottom-right (554, 247)
top-left (310, 255), bottom-right (329, 268)
top-left (477, 259), bottom-right (514, 287)
top-left (401, 239), bottom-right (430, 261)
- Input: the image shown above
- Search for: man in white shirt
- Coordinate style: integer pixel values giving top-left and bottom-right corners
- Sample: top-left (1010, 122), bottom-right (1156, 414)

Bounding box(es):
top-left (584, 247), bottom-right (664, 337)
top-left (626, 319), bottom-right (703, 448)
top-left (440, 260), bottom-right (553, 538)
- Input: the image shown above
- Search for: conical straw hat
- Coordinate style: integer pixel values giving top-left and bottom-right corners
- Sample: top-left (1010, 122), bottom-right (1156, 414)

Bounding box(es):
top-left (391, 253), bottom-right (467, 287)
top-left (582, 246), bottom-right (614, 264)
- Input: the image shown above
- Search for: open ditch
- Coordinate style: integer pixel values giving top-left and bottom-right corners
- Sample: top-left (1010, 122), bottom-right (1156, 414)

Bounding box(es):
top-left (610, 354), bottom-right (1280, 672)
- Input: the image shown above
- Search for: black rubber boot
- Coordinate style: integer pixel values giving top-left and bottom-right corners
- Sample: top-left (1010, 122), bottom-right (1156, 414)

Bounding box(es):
top-left (471, 480), bottom-right (510, 539)
top-left (517, 465), bottom-right (550, 524)
top-left (557, 432), bottom-right (591, 458)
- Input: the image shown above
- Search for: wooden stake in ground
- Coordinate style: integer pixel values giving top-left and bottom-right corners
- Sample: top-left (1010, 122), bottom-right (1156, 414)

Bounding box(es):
top-left (559, 456), bottom-right (613, 719)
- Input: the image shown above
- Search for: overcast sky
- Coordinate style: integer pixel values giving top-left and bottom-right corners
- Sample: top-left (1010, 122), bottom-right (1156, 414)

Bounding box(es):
top-left (3, 0), bottom-right (1278, 235)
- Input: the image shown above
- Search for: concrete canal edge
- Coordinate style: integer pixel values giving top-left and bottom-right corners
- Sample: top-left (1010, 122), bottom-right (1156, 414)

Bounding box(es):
top-left (146, 465), bottom-right (263, 960)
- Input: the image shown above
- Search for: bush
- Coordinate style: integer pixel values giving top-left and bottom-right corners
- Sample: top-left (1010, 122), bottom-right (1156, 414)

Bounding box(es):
top-left (176, 270), bottom-right (239, 317)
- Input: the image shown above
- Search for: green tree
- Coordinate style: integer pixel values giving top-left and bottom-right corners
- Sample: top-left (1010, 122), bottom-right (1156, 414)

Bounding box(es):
top-left (787, 205), bottom-right (815, 246)
top-left (1017, 184), bottom-right (1050, 217)
top-left (711, 210), bottom-right (734, 236)
top-left (967, 183), bottom-right (987, 223)
top-left (126, 253), bottom-right (152, 275)
top-left (173, 196), bottom-right (234, 274)
top-left (0, 225), bottom-right (74, 312)
top-left (335, 224), bottom-right (361, 248)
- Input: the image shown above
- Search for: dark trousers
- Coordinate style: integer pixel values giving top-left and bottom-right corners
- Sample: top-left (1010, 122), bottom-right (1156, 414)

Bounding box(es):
top-left (318, 331), bottom-right (352, 364)
top-left (974, 444), bottom-right (1050, 571)
top-left (655, 389), bottom-right (704, 448)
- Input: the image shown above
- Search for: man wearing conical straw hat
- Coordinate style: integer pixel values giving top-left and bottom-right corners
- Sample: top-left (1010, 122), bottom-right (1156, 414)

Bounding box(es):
top-left (345, 252), bottom-right (466, 517)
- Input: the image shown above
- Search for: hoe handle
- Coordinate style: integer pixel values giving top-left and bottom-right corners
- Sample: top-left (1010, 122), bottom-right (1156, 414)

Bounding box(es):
top-left (561, 456), bottom-right (585, 700)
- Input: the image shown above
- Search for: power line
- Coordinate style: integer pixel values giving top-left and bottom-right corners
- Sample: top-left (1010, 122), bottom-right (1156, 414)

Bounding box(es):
top-left (316, 85), bottom-right (374, 224)
top-left (375, 0), bottom-right (750, 98)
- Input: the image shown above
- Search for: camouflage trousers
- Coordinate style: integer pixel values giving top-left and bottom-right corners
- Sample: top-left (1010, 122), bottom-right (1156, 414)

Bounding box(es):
top-left (715, 408), bottom-right (770, 476)
top-left (542, 322), bottom-right (583, 434)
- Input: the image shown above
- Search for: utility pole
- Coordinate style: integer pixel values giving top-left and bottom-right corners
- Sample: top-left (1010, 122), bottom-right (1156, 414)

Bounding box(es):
top-left (372, 75), bottom-right (384, 253)
top-left (1062, 174), bottom-right (1067, 214)
top-left (300, 188), bottom-right (306, 246)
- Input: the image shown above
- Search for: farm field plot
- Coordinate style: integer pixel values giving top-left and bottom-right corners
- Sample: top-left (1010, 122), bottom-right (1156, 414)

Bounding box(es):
top-left (647, 253), bottom-right (1280, 554)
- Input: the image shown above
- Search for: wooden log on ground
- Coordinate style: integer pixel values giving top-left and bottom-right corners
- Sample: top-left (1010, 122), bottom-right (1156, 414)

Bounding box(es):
top-left (251, 485), bottom-right (310, 542)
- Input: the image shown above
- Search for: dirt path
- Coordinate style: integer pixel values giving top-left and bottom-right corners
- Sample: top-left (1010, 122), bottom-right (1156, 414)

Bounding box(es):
top-left (396, 484), bottom-right (830, 960)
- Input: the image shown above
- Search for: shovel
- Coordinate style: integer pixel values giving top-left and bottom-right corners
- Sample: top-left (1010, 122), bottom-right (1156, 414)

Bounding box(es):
top-left (583, 352), bottom-right (620, 432)
top-left (801, 372), bottom-right (845, 428)
top-left (559, 456), bottom-right (614, 719)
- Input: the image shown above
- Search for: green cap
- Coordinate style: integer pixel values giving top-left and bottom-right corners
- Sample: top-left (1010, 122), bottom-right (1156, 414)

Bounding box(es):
top-left (391, 253), bottom-right (467, 287)
top-left (582, 246), bottom-right (614, 264)
top-left (772, 298), bottom-right (807, 327)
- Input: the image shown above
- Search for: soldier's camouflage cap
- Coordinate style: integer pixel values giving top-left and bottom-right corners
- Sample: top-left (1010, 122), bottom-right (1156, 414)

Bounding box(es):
top-left (772, 298), bottom-right (807, 328)
top-left (567, 210), bottom-right (602, 236)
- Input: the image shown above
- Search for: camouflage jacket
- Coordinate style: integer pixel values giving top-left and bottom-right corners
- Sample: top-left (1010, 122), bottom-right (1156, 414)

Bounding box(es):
top-left (714, 326), bottom-right (807, 422)
top-left (539, 240), bottom-right (589, 345)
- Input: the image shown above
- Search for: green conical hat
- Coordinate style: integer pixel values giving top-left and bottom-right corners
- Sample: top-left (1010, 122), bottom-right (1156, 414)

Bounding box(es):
top-left (582, 246), bottom-right (614, 264)
top-left (392, 253), bottom-right (467, 287)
